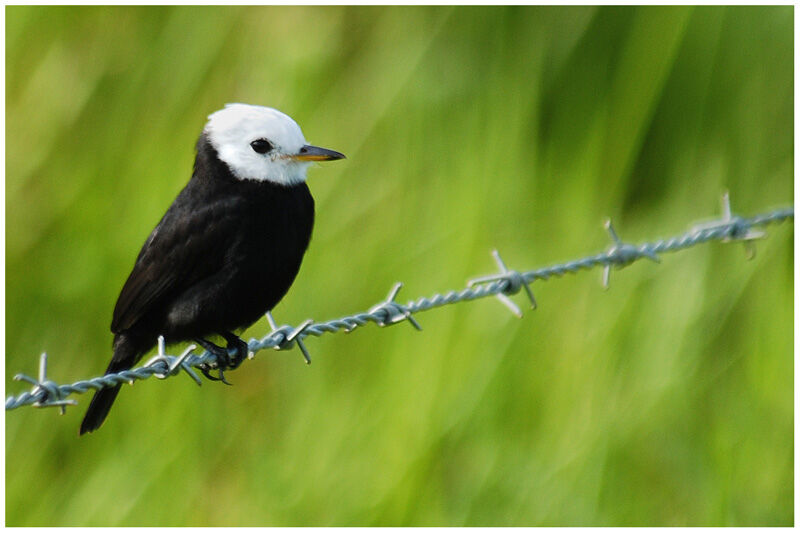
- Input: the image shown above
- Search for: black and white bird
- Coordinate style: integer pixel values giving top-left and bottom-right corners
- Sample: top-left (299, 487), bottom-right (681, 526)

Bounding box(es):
top-left (79, 103), bottom-right (344, 435)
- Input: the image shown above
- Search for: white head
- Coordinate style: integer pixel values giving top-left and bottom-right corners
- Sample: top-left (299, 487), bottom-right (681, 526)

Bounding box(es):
top-left (205, 103), bottom-right (344, 186)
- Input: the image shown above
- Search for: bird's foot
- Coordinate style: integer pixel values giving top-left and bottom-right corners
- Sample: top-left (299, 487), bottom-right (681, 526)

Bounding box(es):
top-left (195, 334), bottom-right (249, 385)
top-left (221, 332), bottom-right (249, 370)
top-left (198, 364), bottom-right (232, 385)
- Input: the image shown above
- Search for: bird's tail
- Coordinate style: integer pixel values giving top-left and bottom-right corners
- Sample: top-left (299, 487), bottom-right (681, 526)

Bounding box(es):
top-left (79, 335), bottom-right (141, 435)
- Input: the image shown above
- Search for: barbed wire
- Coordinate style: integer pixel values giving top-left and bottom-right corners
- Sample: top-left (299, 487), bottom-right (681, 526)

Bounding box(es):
top-left (6, 193), bottom-right (794, 412)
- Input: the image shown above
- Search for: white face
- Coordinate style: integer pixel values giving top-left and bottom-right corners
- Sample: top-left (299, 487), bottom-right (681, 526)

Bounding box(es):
top-left (205, 104), bottom-right (312, 186)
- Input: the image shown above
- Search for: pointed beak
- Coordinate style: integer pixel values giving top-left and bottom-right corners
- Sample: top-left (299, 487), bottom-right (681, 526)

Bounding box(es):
top-left (291, 145), bottom-right (346, 162)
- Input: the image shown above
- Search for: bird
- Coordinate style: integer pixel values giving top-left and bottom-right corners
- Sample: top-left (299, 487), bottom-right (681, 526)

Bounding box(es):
top-left (79, 103), bottom-right (345, 435)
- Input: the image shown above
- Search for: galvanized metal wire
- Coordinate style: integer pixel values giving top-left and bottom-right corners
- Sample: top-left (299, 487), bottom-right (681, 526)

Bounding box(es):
top-left (6, 194), bottom-right (794, 412)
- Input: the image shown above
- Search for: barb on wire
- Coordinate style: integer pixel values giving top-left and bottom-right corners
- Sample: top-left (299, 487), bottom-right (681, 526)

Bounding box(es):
top-left (6, 194), bottom-right (794, 412)
top-left (369, 282), bottom-right (423, 330)
top-left (143, 336), bottom-right (202, 386)
top-left (691, 191), bottom-right (766, 259)
top-left (266, 312), bottom-right (315, 364)
top-left (13, 353), bottom-right (78, 414)
top-left (601, 218), bottom-right (661, 289)
top-left (468, 249), bottom-right (536, 317)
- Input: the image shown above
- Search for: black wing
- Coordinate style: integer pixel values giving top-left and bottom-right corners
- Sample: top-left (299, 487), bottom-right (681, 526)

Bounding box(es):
top-left (111, 189), bottom-right (242, 333)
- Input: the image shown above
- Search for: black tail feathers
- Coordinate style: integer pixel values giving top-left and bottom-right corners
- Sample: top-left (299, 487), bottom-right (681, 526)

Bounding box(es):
top-left (79, 382), bottom-right (122, 435)
top-left (79, 336), bottom-right (141, 435)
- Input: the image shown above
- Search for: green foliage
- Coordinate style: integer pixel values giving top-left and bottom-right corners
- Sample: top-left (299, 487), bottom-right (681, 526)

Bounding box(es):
top-left (6, 6), bottom-right (792, 526)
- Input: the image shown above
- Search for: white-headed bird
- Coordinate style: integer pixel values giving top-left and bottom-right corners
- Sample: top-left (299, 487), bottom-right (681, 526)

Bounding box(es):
top-left (80, 104), bottom-right (344, 434)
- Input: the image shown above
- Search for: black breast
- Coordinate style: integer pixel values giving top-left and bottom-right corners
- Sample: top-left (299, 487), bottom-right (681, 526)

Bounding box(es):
top-left (114, 134), bottom-right (315, 344)
top-left (182, 134), bottom-right (316, 333)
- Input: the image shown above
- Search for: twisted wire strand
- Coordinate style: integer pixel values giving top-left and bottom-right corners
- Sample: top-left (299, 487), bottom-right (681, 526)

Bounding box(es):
top-left (6, 204), bottom-right (793, 412)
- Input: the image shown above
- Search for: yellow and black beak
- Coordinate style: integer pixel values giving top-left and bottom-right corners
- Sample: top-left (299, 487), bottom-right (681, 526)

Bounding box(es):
top-left (291, 145), bottom-right (346, 162)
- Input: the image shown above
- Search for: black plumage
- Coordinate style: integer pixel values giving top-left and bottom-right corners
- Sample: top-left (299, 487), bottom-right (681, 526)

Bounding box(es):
top-left (80, 133), bottom-right (319, 434)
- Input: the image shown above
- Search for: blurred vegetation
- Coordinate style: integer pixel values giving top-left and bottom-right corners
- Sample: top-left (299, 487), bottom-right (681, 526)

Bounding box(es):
top-left (5, 5), bottom-right (793, 526)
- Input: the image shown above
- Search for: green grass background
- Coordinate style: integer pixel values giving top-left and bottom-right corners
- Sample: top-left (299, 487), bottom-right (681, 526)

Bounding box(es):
top-left (5, 6), bottom-right (793, 526)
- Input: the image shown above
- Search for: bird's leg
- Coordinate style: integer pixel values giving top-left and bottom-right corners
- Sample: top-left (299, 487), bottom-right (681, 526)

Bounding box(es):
top-left (194, 333), bottom-right (248, 384)
top-left (194, 337), bottom-right (233, 385)
top-left (221, 331), bottom-right (249, 370)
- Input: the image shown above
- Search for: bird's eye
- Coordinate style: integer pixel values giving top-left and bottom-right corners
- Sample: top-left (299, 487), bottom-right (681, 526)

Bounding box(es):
top-left (250, 139), bottom-right (273, 154)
